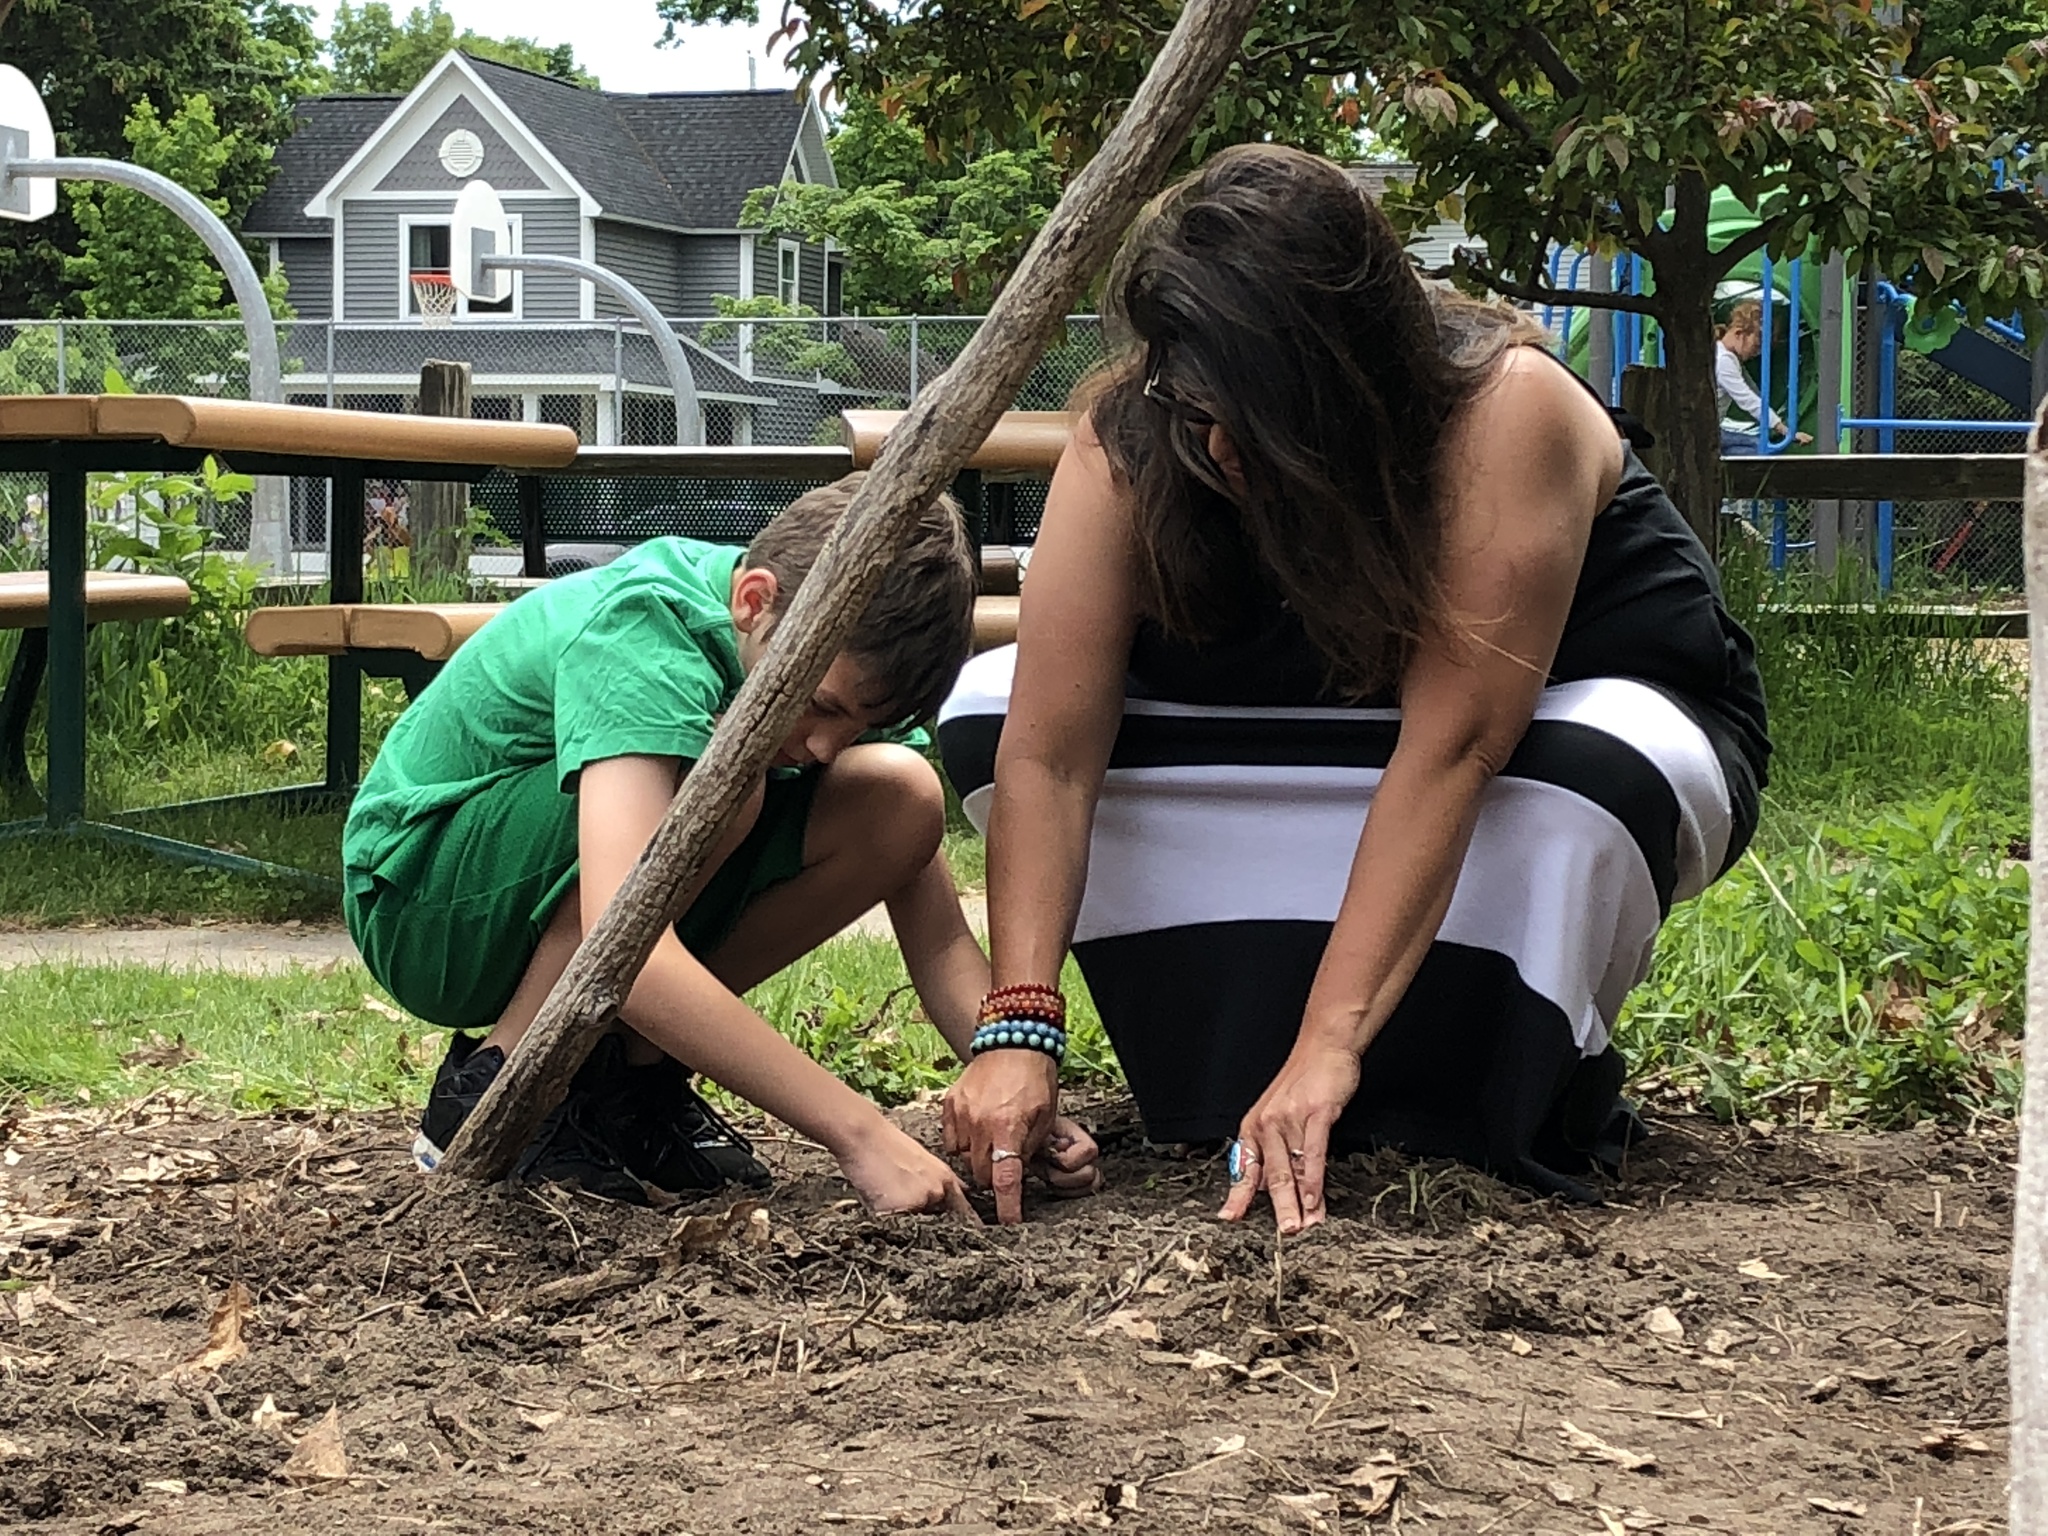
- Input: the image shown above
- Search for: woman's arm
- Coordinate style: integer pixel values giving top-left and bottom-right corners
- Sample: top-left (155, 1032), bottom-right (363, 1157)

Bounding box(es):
top-left (1220, 351), bottom-right (1620, 1232)
top-left (940, 413), bottom-right (1141, 1223)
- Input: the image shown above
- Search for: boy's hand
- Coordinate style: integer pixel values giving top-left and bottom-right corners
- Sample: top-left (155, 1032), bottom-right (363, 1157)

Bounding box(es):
top-left (941, 1050), bottom-right (1060, 1224)
top-left (1036, 1116), bottom-right (1104, 1199)
top-left (839, 1121), bottom-right (981, 1223)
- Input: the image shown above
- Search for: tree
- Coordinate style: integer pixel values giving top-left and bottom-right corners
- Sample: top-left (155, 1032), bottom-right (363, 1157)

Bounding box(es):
top-left (0, 0), bottom-right (320, 316)
top-left (678, 0), bottom-right (2048, 548)
top-left (328, 2), bottom-right (598, 94)
top-left (739, 96), bottom-right (1062, 313)
top-left (1912, 1), bottom-right (2048, 69)
top-left (64, 95), bottom-right (289, 321)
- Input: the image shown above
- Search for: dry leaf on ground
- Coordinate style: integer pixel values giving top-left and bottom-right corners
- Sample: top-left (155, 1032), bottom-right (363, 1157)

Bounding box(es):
top-left (1642, 1306), bottom-right (1684, 1342)
top-left (1919, 1428), bottom-right (1994, 1458)
top-left (1559, 1421), bottom-right (1658, 1473)
top-left (281, 1407), bottom-right (349, 1483)
top-left (1544, 1479), bottom-right (1577, 1505)
top-left (1085, 1308), bottom-right (1159, 1343)
top-left (1809, 1496), bottom-right (1867, 1517)
top-left (1737, 1258), bottom-right (1786, 1281)
top-left (1703, 1328), bottom-right (1736, 1356)
top-left (1335, 1455), bottom-right (1403, 1516)
top-left (141, 1479), bottom-right (188, 1496)
top-left (175, 1281), bottom-right (251, 1376)
top-left (1273, 1491), bottom-right (1335, 1531)
top-left (250, 1395), bottom-right (299, 1438)
top-left (673, 1200), bottom-right (768, 1257)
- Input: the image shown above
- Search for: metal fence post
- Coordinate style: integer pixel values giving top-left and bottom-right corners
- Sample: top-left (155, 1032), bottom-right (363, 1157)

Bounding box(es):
top-left (53, 317), bottom-right (64, 393)
top-left (909, 316), bottom-right (921, 401)
top-left (613, 319), bottom-right (625, 446)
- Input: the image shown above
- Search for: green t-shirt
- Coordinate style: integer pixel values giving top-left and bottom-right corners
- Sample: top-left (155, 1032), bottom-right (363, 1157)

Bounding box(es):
top-left (342, 538), bottom-right (750, 885)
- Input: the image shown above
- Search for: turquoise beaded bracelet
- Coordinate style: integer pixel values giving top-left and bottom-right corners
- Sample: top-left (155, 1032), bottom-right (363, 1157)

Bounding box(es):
top-left (970, 1017), bottom-right (1067, 1064)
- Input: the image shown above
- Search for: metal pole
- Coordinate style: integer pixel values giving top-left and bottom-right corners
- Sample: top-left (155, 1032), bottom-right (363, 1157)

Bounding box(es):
top-left (0, 153), bottom-right (291, 573)
top-left (485, 254), bottom-right (702, 445)
top-left (1586, 256), bottom-right (1614, 407)
top-left (1815, 252), bottom-right (1846, 576)
top-left (909, 316), bottom-right (921, 402)
top-left (52, 317), bottom-right (64, 394)
top-left (2, 156), bottom-right (279, 404)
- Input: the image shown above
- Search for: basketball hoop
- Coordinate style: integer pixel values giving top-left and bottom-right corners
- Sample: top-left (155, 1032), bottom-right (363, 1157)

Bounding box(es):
top-left (411, 271), bottom-right (458, 328)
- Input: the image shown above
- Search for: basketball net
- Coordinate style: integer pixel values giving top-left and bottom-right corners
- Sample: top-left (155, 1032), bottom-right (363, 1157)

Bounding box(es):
top-left (411, 271), bottom-right (458, 329)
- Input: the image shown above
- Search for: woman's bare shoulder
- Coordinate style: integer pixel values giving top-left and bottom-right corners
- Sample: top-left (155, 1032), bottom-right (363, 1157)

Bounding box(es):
top-left (1440, 346), bottom-right (1623, 535)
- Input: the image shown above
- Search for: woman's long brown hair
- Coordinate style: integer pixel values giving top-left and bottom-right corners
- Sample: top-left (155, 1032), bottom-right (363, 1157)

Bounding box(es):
top-left (1089, 143), bottom-right (1547, 698)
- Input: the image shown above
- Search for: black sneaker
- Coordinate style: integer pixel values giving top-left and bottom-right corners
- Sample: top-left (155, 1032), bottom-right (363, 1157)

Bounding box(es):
top-left (595, 1052), bottom-right (773, 1196)
top-left (411, 1033), bottom-right (650, 1204)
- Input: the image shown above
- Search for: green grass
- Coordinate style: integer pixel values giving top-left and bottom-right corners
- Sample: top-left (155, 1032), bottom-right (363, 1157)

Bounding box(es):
top-left (0, 940), bottom-right (1114, 1116)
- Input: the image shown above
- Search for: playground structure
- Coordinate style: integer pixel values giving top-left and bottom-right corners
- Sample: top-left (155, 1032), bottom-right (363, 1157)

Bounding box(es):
top-left (1540, 188), bottom-right (2048, 590)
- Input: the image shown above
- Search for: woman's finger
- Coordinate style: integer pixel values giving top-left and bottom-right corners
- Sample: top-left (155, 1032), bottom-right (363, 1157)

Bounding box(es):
top-left (1261, 1126), bottom-right (1308, 1235)
top-left (1295, 1114), bottom-right (1333, 1229)
top-left (1217, 1129), bottom-right (1265, 1222)
top-left (940, 1096), bottom-right (961, 1157)
top-left (991, 1140), bottom-right (1029, 1225)
top-left (1043, 1122), bottom-right (1100, 1173)
top-left (942, 1175), bottom-right (984, 1227)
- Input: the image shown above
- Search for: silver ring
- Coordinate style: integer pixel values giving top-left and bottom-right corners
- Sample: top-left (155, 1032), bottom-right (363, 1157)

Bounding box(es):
top-left (1288, 1148), bottom-right (1307, 1159)
top-left (990, 1148), bottom-right (1020, 1163)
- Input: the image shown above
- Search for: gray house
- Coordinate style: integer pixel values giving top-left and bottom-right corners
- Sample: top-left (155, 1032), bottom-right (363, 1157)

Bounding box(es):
top-left (243, 51), bottom-right (844, 445)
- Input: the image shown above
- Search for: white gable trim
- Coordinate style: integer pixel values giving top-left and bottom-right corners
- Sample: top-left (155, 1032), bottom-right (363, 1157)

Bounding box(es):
top-left (789, 94), bottom-right (838, 189)
top-left (304, 52), bottom-right (599, 219)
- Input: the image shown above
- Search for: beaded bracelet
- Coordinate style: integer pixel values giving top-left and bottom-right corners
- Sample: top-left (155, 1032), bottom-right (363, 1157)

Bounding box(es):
top-left (970, 1017), bottom-right (1067, 1065)
top-left (980, 983), bottom-right (1067, 1027)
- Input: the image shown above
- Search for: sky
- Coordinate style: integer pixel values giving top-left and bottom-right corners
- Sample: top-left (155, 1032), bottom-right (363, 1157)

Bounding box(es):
top-left (303, 0), bottom-right (810, 94)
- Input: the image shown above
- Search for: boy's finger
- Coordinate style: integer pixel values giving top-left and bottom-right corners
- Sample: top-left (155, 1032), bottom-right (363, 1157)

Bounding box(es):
top-left (943, 1178), bottom-right (984, 1227)
top-left (1044, 1130), bottom-right (1099, 1173)
top-left (1035, 1160), bottom-right (1104, 1198)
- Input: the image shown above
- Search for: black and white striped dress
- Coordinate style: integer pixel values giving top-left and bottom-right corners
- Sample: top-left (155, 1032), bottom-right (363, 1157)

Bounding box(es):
top-left (938, 448), bottom-right (1769, 1199)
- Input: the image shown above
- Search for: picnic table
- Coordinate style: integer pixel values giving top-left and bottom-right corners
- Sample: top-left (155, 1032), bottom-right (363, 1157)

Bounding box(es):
top-left (0, 394), bottom-right (577, 880)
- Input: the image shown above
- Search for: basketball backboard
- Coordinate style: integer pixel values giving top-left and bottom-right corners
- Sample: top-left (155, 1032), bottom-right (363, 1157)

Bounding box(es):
top-left (450, 180), bottom-right (512, 305)
top-left (0, 65), bottom-right (57, 222)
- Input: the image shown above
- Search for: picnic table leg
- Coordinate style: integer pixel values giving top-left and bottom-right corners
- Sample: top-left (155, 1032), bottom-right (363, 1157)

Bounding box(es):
top-left (0, 627), bottom-right (47, 800)
top-left (324, 470), bottom-right (366, 794)
top-left (43, 464), bottom-right (88, 827)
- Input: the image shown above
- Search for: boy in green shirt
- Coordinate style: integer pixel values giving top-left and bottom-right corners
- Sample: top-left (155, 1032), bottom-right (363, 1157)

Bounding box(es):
top-left (343, 475), bottom-right (1098, 1216)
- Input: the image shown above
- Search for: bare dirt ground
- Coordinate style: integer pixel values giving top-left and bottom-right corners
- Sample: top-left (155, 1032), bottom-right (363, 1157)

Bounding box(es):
top-left (0, 1098), bottom-right (2012, 1535)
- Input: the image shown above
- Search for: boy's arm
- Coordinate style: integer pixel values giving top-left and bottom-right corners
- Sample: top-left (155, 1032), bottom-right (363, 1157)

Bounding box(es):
top-left (578, 753), bottom-right (974, 1219)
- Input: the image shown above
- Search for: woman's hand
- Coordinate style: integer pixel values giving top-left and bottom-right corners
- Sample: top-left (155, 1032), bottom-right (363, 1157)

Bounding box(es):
top-left (836, 1119), bottom-right (981, 1222)
top-left (1217, 1040), bottom-right (1362, 1234)
top-left (941, 1050), bottom-right (1060, 1224)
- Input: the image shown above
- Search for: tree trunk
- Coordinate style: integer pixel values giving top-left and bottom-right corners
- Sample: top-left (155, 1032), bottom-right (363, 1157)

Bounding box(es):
top-left (409, 360), bottom-right (472, 583)
top-left (1653, 280), bottom-right (1725, 559)
top-left (2012, 401), bottom-right (2048, 1531)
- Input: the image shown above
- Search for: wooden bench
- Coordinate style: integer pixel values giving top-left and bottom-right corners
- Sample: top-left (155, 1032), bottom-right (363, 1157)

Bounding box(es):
top-left (247, 592), bottom-right (1024, 692)
top-left (1, 571), bottom-right (192, 798)
top-left (841, 409), bottom-right (1072, 651)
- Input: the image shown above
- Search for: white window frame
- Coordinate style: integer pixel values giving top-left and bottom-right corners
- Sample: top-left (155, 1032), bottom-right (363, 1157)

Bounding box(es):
top-left (397, 211), bottom-right (524, 320)
top-left (777, 239), bottom-right (801, 307)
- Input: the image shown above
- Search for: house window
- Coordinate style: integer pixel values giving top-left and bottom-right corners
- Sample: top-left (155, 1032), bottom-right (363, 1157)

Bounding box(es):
top-left (403, 217), bottom-right (516, 318)
top-left (777, 241), bottom-right (801, 307)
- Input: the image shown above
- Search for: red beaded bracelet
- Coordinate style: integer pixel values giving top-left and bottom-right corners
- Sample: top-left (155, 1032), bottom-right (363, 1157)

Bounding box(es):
top-left (980, 983), bottom-right (1067, 1026)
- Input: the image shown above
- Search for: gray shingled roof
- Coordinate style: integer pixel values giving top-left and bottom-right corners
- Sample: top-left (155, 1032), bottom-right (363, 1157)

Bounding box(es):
top-left (244, 95), bottom-right (401, 237)
top-left (248, 56), bottom-right (810, 238)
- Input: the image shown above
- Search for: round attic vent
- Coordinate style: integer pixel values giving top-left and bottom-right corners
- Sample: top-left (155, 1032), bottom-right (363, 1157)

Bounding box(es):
top-left (438, 129), bottom-right (485, 178)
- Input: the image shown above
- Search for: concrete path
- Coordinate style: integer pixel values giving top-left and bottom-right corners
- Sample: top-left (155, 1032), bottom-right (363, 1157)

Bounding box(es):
top-left (0, 893), bottom-right (987, 975)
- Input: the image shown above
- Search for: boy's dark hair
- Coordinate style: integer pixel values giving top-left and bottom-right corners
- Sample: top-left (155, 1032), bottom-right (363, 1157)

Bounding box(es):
top-left (743, 472), bottom-right (977, 723)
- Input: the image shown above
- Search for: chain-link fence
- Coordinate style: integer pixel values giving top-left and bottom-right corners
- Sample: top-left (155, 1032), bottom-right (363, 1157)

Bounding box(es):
top-left (0, 314), bottom-right (1110, 567)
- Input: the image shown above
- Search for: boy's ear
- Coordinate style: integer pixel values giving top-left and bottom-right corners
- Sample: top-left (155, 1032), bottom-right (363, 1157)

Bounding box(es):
top-left (729, 564), bottom-right (781, 634)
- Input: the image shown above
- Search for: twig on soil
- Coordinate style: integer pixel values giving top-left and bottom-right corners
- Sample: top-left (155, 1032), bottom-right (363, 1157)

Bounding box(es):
top-left (1476, 1498), bottom-right (1536, 1534)
top-left (450, 1259), bottom-right (486, 1319)
top-left (525, 1187), bottom-right (583, 1264)
top-left (376, 1250), bottom-right (392, 1298)
top-left (375, 1190), bottom-right (423, 1228)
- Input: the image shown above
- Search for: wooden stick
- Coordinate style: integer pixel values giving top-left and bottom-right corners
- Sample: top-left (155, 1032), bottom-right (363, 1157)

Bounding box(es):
top-left (2011, 399), bottom-right (2048, 1532)
top-left (435, 0), bottom-right (1265, 1183)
